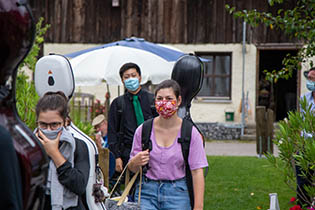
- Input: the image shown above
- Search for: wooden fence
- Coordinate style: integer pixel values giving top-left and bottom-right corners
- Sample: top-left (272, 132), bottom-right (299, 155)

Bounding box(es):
top-left (69, 92), bottom-right (110, 124)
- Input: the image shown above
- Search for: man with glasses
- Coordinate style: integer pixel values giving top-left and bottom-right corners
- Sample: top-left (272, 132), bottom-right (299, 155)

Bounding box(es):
top-left (92, 114), bottom-right (108, 149)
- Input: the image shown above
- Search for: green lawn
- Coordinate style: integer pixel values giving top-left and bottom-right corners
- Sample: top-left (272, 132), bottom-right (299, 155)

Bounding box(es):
top-left (204, 156), bottom-right (294, 210)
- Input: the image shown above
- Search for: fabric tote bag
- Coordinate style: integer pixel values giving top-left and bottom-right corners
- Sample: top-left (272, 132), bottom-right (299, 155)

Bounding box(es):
top-left (105, 164), bottom-right (142, 210)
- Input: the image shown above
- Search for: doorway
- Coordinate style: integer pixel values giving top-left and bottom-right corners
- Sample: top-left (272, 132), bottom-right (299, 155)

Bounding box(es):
top-left (258, 49), bottom-right (298, 121)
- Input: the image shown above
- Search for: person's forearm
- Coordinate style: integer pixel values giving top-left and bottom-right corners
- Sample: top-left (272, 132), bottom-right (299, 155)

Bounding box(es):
top-left (191, 168), bottom-right (205, 210)
top-left (128, 157), bottom-right (141, 173)
top-left (51, 151), bottom-right (67, 168)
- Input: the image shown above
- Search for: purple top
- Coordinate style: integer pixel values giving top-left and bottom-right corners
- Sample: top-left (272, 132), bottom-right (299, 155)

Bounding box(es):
top-left (130, 122), bottom-right (208, 180)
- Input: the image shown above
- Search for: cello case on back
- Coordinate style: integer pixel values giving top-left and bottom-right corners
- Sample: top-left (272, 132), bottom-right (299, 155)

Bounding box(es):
top-left (171, 55), bottom-right (204, 120)
top-left (0, 0), bottom-right (48, 209)
top-left (35, 54), bottom-right (106, 210)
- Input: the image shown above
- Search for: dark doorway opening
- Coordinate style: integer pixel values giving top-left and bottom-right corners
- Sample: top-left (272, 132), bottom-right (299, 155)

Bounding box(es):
top-left (258, 50), bottom-right (298, 121)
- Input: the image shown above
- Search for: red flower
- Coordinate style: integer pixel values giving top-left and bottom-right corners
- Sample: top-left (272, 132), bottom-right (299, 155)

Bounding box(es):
top-left (290, 205), bottom-right (302, 210)
top-left (290, 197), bottom-right (296, 202)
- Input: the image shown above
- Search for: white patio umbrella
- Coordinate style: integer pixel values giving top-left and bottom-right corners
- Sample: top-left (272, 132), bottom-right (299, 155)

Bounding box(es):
top-left (69, 45), bottom-right (177, 86)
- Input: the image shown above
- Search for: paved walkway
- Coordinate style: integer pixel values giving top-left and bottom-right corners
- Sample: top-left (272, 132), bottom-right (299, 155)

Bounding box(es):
top-left (205, 141), bottom-right (279, 156)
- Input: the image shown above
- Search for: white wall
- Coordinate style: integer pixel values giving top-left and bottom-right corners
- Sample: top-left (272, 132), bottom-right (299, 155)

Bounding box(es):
top-left (43, 43), bottom-right (257, 123)
top-left (171, 43), bottom-right (257, 123)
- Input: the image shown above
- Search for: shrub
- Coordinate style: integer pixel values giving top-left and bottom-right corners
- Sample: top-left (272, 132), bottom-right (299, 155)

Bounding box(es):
top-left (267, 98), bottom-right (315, 208)
top-left (16, 17), bottom-right (50, 130)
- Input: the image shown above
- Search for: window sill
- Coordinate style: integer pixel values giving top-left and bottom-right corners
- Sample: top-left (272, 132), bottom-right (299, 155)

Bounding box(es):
top-left (194, 97), bottom-right (232, 103)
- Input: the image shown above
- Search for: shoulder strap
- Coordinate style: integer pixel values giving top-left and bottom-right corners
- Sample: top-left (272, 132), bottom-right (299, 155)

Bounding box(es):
top-left (178, 118), bottom-right (194, 208)
top-left (116, 95), bottom-right (125, 142)
top-left (141, 118), bottom-right (154, 174)
top-left (189, 120), bottom-right (209, 177)
top-left (141, 118), bottom-right (153, 151)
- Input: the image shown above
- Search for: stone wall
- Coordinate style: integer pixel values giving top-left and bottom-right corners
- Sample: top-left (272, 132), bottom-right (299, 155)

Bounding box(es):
top-left (196, 123), bottom-right (242, 140)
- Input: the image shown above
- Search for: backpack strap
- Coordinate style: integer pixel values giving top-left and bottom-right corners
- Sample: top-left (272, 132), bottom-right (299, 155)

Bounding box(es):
top-left (188, 119), bottom-right (209, 177)
top-left (178, 118), bottom-right (194, 208)
top-left (116, 95), bottom-right (125, 154)
top-left (141, 118), bottom-right (153, 174)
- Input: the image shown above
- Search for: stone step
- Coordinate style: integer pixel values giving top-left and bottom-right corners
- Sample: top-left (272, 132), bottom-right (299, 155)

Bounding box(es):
top-left (240, 122), bottom-right (281, 141)
top-left (244, 128), bottom-right (256, 135)
top-left (240, 134), bottom-right (256, 141)
top-left (245, 123), bottom-right (256, 129)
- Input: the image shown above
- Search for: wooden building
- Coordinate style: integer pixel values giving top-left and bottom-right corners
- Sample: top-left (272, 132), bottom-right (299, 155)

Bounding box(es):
top-left (29, 0), bottom-right (305, 136)
top-left (29, 0), bottom-right (298, 44)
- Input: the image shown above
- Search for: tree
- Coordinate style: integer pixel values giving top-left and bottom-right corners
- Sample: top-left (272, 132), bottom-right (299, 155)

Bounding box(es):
top-left (226, 0), bottom-right (315, 82)
top-left (226, 1), bottom-right (315, 208)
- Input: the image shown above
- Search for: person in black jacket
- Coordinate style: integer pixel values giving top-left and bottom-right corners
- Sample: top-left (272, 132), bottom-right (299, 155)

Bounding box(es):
top-left (108, 63), bottom-right (158, 173)
top-left (0, 125), bottom-right (23, 210)
top-left (35, 92), bottom-right (90, 210)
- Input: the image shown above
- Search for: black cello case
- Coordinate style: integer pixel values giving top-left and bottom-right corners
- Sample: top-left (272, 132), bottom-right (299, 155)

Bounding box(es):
top-left (0, 0), bottom-right (48, 209)
top-left (171, 54), bottom-right (204, 121)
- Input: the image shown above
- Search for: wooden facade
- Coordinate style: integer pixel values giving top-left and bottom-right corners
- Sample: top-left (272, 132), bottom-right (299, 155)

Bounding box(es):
top-left (29, 0), bottom-right (298, 44)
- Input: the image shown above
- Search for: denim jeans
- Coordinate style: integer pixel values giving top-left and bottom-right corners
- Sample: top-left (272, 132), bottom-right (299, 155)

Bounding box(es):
top-left (134, 176), bottom-right (191, 210)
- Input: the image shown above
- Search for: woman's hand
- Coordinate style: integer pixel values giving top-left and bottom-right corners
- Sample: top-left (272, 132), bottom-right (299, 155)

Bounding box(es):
top-left (128, 149), bottom-right (150, 173)
top-left (133, 149), bottom-right (150, 166)
top-left (36, 129), bottom-right (61, 157)
top-left (36, 129), bottom-right (66, 167)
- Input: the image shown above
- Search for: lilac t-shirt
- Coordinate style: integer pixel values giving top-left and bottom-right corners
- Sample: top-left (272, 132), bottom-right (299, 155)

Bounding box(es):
top-left (130, 122), bottom-right (208, 181)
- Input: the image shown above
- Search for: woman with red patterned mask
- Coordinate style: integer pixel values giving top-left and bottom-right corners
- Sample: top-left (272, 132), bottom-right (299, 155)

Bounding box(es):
top-left (128, 79), bottom-right (208, 210)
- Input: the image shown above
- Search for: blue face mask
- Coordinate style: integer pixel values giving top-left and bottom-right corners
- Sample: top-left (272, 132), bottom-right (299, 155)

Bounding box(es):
top-left (124, 78), bottom-right (140, 91)
top-left (306, 80), bottom-right (315, 92)
top-left (39, 127), bottom-right (63, 140)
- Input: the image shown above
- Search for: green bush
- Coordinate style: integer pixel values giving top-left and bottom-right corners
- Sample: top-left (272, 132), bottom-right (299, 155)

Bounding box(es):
top-left (16, 17), bottom-right (50, 130)
top-left (267, 98), bottom-right (315, 208)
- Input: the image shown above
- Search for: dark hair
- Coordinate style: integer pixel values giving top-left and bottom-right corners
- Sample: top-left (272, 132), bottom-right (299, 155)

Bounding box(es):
top-left (35, 91), bottom-right (69, 122)
top-left (154, 79), bottom-right (181, 99)
top-left (119, 62), bottom-right (141, 78)
top-left (309, 67), bottom-right (315, 72)
top-left (304, 67), bottom-right (315, 78)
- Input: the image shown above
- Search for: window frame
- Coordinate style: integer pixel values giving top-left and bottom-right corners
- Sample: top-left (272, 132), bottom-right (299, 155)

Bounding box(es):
top-left (195, 52), bottom-right (232, 101)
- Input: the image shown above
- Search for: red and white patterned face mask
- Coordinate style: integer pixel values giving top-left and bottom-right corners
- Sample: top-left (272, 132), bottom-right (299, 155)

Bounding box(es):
top-left (155, 100), bottom-right (178, 119)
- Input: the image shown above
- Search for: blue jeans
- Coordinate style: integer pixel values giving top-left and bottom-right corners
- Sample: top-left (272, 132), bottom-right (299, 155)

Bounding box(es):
top-left (134, 176), bottom-right (191, 210)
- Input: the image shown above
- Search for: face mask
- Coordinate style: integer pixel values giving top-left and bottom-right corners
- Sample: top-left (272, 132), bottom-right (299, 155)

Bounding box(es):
top-left (306, 80), bottom-right (315, 92)
top-left (124, 78), bottom-right (140, 91)
top-left (39, 127), bottom-right (63, 140)
top-left (155, 100), bottom-right (178, 119)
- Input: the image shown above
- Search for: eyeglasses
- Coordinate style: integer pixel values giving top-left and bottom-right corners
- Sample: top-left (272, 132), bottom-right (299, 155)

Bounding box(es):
top-left (37, 121), bottom-right (63, 130)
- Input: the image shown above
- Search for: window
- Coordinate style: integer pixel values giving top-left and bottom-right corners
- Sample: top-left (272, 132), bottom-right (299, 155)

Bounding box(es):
top-left (196, 52), bottom-right (232, 100)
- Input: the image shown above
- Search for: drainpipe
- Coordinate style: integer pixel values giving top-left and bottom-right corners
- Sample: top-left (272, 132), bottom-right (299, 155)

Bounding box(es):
top-left (241, 21), bottom-right (246, 136)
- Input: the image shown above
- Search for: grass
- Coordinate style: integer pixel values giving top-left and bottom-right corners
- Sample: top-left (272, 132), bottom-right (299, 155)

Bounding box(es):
top-left (204, 156), bottom-right (294, 210)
